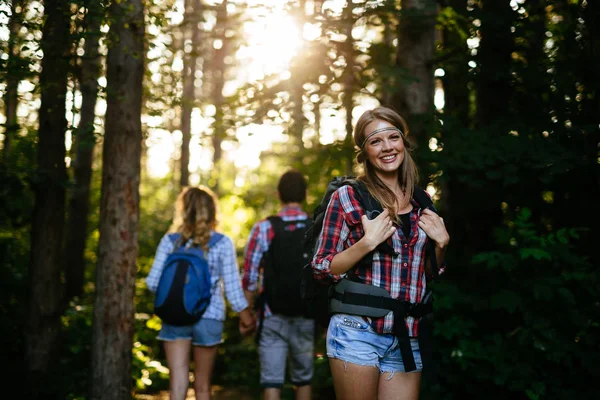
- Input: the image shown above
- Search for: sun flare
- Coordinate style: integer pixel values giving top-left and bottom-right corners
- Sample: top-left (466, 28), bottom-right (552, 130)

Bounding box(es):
top-left (146, 2), bottom-right (305, 178)
top-left (236, 12), bottom-right (302, 81)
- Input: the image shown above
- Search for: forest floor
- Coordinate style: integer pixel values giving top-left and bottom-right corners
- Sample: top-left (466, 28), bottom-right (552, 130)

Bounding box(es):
top-left (135, 385), bottom-right (254, 399)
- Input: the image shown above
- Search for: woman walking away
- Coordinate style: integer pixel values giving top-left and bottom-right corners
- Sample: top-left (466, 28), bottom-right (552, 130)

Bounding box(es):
top-left (312, 106), bottom-right (450, 400)
top-left (146, 186), bottom-right (255, 400)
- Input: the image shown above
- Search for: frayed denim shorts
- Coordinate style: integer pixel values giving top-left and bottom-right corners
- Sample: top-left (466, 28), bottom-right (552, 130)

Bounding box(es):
top-left (326, 314), bottom-right (422, 374)
top-left (158, 318), bottom-right (224, 347)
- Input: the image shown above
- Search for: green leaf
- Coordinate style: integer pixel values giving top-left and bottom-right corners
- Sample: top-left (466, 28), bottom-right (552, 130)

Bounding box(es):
top-left (557, 287), bottom-right (575, 305)
top-left (520, 208), bottom-right (532, 220)
top-left (520, 248), bottom-right (551, 260)
top-left (490, 290), bottom-right (522, 312)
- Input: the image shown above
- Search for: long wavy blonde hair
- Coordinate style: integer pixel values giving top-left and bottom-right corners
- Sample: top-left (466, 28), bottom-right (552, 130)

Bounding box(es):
top-left (353, 106), bottom-right (419, 222)
top-left (170, 186), bottom-right (218, 252)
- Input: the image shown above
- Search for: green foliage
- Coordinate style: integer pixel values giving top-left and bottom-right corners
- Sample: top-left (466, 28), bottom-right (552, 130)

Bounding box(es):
top-left (55, 302), bottom-right (94, 399)
top-left (2, 1), bottom-right (599, 399)
top-left (424, 209), bottom-right (599, 399)
top-left (132, 314), bottom-right (170, 393)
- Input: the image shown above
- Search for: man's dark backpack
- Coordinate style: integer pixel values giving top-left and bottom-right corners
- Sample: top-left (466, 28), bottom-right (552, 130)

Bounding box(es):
top-left (154, 232), bottom-right (223, 326)
top-left (254, 216), bottom-right (312, 340)
top-left (299, 176), bottom-right (440, 372)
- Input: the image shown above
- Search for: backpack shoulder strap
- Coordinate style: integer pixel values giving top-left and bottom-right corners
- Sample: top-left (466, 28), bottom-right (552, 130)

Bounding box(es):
top-left (167, 232), bottom-right (181, 241)
top-left (267, 215), bottom-right (285, 238)
top-left (208, 232), bottom-right (225, 248)
top-left (412, 186), bottom-right (440, 279)
top-left (345, 179), bottom-right (395, 257)
top-left (348, 179), bottom-right (384, 218)
top-left (413, 186), bottom-right (437, 213)
top-left (167, 232), bottom-right (184, 249)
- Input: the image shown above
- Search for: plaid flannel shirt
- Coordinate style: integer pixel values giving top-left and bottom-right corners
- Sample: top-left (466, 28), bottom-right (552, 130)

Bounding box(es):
top-left (146, 231), bottom-right (248, 321)
top-left (242, 205), bottom-right (309, 318)
top-left (312, 185), bottom-right (445, 336)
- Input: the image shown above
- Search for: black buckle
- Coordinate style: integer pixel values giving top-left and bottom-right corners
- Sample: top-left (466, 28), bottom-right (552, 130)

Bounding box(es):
top-left (403, 301), bottom-right (417, 316)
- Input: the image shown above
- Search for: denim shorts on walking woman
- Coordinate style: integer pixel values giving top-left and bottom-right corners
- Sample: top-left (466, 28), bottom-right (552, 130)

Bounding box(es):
top-left (158, 318), bottom-right (224, 346)
top-left (326, 313), bottom-right (422, 374)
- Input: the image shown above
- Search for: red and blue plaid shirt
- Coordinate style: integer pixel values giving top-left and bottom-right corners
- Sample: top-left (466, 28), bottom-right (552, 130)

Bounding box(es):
top-left (242, 205), bottom-right (309, 318)
top-left (312, 185), bottom-right (445, 336)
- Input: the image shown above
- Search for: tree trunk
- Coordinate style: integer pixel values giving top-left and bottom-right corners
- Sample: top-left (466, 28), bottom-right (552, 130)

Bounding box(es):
top-left (289, 72), bottom-right (305, 155)
top-left (211, 0), bottom-right (228, 194)
top-left (441, 0), bottom-right (470, 127)
top-left (179, 0), bottom-right (202, 188)
top-left (65, 0), bottom-right (103, 302)
top-left (392, 0), bottom-right (437, 141)
top-left (288, 0), bottom-right (307, 160)
top-left (381, 15), bottom-right (395, 107)
top-left (436, 0), bottom-right (470, 227)
top-left (342, 0), bottom-right (356, 175)
top-left (90, 0), bottom-right (144, 398)
top-left (475, 0), bottom-right (514, 126)
top-left (2, 0), bottom-right (25, 165)
top-left (26, 0), bottom-right (71, 394)
top-left (313, 98), bottom-right (322, 148)
top-left (446, 1), bottom-right (516, 256)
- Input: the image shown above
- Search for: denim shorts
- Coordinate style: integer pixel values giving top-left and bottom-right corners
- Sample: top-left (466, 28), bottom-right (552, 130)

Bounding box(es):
top-left (326, 314), bottom-right (422, 374)
top-left (157, 318), bottom-right (224, 346)
top-left (258, 314), bottom-right (315, 388)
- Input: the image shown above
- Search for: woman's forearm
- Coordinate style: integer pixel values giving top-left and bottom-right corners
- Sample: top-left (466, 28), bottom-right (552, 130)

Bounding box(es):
top-left (330, 237), bottom-right (376, 275)
top-left (434, 248), bottom-right (447, 270)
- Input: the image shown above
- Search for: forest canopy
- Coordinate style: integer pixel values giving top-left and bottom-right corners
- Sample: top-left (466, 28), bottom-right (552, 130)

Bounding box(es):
top-left (0, 0), bottom-right (598, 399)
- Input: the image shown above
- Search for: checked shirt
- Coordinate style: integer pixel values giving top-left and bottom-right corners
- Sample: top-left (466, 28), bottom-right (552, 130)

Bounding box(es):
top-left (312, 185), bottom-right (445, 337)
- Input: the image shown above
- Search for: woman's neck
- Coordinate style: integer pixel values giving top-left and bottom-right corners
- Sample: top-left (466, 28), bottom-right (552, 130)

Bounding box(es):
top-left (376, 171), bottom-right (400, 191)
top-left (375, 171), bottom-right (411, 211)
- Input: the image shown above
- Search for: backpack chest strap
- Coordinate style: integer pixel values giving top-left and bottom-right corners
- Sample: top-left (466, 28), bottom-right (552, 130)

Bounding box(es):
top-left (330, 290), bottom-right (432, 318)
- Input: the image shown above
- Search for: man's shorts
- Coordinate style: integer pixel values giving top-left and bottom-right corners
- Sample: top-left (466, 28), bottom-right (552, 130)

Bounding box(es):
top-left (326, 313), bottom-right (422, 374)
top-left (158, 318), bottom-right (224, 347)
top-left (258, 314), bottom-right (315, 388)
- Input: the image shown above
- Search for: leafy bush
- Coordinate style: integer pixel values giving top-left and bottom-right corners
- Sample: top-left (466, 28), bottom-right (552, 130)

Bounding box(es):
top-left (424, 209), bottom-right (599, 400)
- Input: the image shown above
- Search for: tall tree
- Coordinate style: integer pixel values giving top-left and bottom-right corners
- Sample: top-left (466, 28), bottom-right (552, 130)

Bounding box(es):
top-left (475, 0), bottom-right (515, 126)
top-left (25, 0), bottom-right (71, 394)
top-left (341, 0), bottom-right (357, 175)
top-left (179, 0), bottom-right (202, 188)
top-left (90, 0), bottom-right (144, 398)
top-left (2, 0), bottom-right (26, 165)
top-left (210, 0), bottom-right (229, 194)
top-left (439, 0), bottom-right (470, 126)
top-left (550, 0), bottom-right (600, 262)
top-left (288, 0), bottom-right (308, 157)
top-left (462, 0), bottom-right (515, 252)
top-left (392, 0), bottom-right (437, 142)
top-left (65, 0), bottom-right (103, 301)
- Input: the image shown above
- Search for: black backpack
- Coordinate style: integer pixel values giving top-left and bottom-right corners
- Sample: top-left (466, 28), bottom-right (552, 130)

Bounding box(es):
top-left (259, 216), bottom-right (312, 317)
top-left (255, 216), bottom-right (312, 342)
top-left (300, 176), bottom-right (438, 328)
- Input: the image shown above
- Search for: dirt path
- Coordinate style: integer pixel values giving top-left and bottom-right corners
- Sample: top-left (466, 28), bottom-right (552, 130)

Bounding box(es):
top-left (135, 385), bottom-right (255, 399)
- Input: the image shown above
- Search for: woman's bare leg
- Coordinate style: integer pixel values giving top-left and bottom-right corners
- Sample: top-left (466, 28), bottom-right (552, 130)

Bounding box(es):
top-left (192, 345), bottom-right (219, 400)
top-left (378, 371), bottom-right (421, 400)
top-left (164, 339), bottom-right (192, 400)
top-left (329, 358), bottom-right (379, 400)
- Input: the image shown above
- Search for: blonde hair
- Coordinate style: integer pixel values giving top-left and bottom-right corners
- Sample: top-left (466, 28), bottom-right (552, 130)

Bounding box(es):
top-left (170, 186), bottom-right (218, 252)
top-left (353, 106), bottom-right (419, 222)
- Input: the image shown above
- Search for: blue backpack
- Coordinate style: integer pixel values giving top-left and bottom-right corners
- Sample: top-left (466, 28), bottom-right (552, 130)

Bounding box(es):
top-left (154, 232), bottom-right (224, 326)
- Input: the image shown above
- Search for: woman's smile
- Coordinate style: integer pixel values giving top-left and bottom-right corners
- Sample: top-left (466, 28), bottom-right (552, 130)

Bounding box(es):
top-left (363, 119), bottom-right (406, 176)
